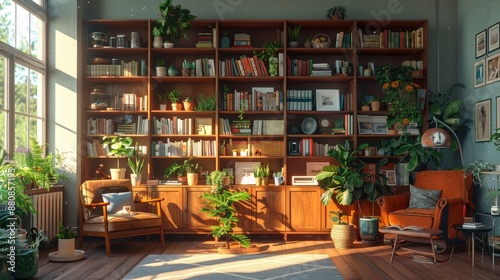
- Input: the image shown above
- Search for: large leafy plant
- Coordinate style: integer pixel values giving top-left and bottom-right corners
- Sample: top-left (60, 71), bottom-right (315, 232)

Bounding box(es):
top-left (200, 170), bottom-right (251, 249)
top-left (102, 136), bottom-right (134, 168)
top-left (153, 0), bottom-right (197, 44)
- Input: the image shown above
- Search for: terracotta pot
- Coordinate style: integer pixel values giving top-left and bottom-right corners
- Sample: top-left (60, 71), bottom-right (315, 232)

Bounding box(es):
top-left (171, 103), bottom-right (182, 111)
top-left (182, 69), bottom-right (191, 76)
top-left (370, 101), bottom-right (381, 111)
top-left (361, 105), bottom-right (370, 111)
top-left (183, 101), bottom-right (194, 111)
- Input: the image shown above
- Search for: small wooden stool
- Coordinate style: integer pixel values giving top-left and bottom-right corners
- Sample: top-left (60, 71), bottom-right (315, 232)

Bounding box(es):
top-left (379, 227), bottom-right (444, 264)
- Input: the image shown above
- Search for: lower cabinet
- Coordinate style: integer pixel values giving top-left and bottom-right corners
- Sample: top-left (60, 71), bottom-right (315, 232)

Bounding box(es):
top-left (137, 185), bottom-right (333, 234)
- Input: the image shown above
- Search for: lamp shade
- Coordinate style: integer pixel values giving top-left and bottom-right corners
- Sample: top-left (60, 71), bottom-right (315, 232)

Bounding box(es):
top-left (421, 127), bottom-right (451, 148)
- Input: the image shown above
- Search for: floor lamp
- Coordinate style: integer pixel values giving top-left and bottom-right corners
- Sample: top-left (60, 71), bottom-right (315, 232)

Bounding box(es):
top-left (421, 117), bottom-right (470, 214)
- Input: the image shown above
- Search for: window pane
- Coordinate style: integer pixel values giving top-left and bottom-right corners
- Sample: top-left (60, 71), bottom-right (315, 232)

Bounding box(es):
top-left (29, 117), bottom-right (40, 142)
top-left (16, 5), bottom-right (30, 55)
top-left (0, 55), bottom-right (6, 108)
top-left (29, 69), bottom-right (43, 116)
top-left (30, 13), bottom-right (43, 60)
top-left (0, 0), bottom-right (15, 46)
top-left (14, 114), bottom-right (27, 148)
top-left (14, 64), bottom-right (28, 114)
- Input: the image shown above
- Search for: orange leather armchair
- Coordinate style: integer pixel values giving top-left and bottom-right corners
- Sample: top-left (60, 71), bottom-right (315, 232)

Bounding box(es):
top-left (79, 179), bottom-right (165, 256)
top-left (377, 170), bottom-right (473, 239)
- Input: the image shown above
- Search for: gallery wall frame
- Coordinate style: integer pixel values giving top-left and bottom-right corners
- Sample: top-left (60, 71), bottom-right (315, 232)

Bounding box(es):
top-left (486, 52), bottom-right (500, 84)
top-left (475, 99), bottom-right (491, 142)
top-left (474, 59), bottom-right (485, 88)
top-left (476, 29), bottom-right (486, 58)
top-left (488, 22), bottom-right (500, 53)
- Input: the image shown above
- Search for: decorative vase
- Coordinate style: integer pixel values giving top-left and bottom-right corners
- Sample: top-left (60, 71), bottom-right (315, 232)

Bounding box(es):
top-left (153, 36), bottom-right (163, 48)
top-left (156, 66), bottom-right (167, 77)
top-left (187, 173), bottom-right (199, 186)
top-left (221, 36), bottom-right (230, 48)
top-left (130, 174), bottom-right (141, 186)
top-left (330, 224), bottom-right (356, 249)
top-left (168, 65), bottom-right (178, 76)
top-left (58, 238), bottom-right (75, 256)
top-left (359, 218), bottom-right (379, 243)
top-left (304, 38), bottom-right (312, 48)
top-left (268, 57), bottom-right (278, 76)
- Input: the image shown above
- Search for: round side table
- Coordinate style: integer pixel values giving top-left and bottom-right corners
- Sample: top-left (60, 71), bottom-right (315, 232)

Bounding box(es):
top-left (450, 224), bottom-right (493, 267)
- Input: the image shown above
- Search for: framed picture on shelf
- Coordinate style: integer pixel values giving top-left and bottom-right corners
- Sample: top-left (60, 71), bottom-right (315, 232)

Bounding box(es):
top-left (315, 89), bottom-right (340, 111)
top-left (235, 162), bottom-right (260, 185)
top-left (474, 59), bottom-right (486, 88)
top-left (371, 116), bottom-right (389, 134)
top-left (384, 170), bottom-right (397, 186)
top-left (475, 99), bottom-right (491, 142)
top-left (357, 115), bottom-right (372, 134)
top-left (486, 53), bottom-right (500, 84)
top-left (305, 162), bottom-right (329, 176)
top-left (488, 22), bottom-right (500, 53)
top-left (476, 29), bottom-right (486, 58)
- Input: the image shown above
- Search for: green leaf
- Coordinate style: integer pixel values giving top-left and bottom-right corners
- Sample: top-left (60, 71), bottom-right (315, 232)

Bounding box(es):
top-left (443, 99), bottom-right (462, 120)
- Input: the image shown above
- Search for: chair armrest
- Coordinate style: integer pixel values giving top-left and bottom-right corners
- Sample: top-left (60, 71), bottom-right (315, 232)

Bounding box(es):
top-left (83, 201), bottom-right (110, 207)
top-left (138, 197), bottom-right (164, 203)
top-left (376, 194), bottom-right (410, 227)
top-left (444, 197), bottom-right (462, 205)
top-left (431, 198), bottom-right (448, 230)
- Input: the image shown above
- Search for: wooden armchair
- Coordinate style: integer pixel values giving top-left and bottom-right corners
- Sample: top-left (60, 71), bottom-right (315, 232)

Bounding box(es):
top-left (79, 179), bottom-right (165, 256)
top-left (377, 170), bottom-right (473, 240)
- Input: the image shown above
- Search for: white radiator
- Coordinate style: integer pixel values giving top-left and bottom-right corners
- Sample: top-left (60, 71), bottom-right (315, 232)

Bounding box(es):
top-left (30, 191), bottom-right (64, 240)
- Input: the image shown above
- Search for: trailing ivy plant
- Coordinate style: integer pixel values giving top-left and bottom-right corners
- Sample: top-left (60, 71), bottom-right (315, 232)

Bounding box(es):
top-left (200, 170), bottom-right (251, 249)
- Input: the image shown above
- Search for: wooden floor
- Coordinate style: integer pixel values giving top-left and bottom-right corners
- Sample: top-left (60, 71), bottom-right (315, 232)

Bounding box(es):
top-left (34, 234), bottom-right (500, 280)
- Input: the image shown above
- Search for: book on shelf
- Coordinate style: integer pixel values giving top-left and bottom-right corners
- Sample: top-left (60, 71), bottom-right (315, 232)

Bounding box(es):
top-left (462, 222), bottom-right (485, 229)
top-left (385, 225), bottom-right (423, 231)
top-left (159, 180), bottom-right (182, 185)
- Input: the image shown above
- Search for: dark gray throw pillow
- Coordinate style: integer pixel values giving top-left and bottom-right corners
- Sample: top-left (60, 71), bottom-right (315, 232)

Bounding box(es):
top-left (408, 185), bottom-right (442, 209)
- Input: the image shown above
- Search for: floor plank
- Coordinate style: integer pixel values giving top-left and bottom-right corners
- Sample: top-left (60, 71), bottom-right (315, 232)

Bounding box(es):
top-left (32, 234), bottom-right (500, 280)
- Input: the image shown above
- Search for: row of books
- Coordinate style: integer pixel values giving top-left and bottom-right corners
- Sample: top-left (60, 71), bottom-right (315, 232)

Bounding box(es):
top-left (251, 120), bottom-right (284, 135)
top-left (152, 117), bottom-right (212, 136)
top-left (218, 55), bottom-right (270, 77)
top-left (87, 115), bottom-right (148, 135)
top-left (86, 139), bottom-right (147, 157)
top-left (330, 31), bottom-right (353, 48)
top-left (193, 58), bottom-right (216, 77)
top-left (287, 59), bottom-right (351, 77)
top-left (357, 27), bottom-right (424, 48)
top-left (196, 31), bottom-right (215, 48)
top-left (121, 93), bottom-right (148, 111)
top-left (152, 139), bottom-right (216, 157)
top-left (219, 119), bottom-right (250, 135)
top-left (86, 60), bottom-right (142, 76)
top-left (295, 138), bottom-right (338, 157)
top-left (286, 90), bottom-right (354, 111)
top-left (220, 89), bottom-right (284, 111)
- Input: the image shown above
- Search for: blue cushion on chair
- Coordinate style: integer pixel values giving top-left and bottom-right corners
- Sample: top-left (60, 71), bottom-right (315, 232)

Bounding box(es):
top-left (102, 191), bottom-right (135, 214)
top-left (409, 185), bottom-right (442, 209)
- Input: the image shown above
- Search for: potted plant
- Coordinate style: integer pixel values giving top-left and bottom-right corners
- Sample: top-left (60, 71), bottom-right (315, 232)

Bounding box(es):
top-left (360, 99), bottom-right (371, 111)
top-left (185, 160), bottom-right (202, 186)
top-left (183, 96), bottom-right (194, 111)
top-left (168, 89), bottom-right (182, 111)
top-left (261, 163), bottom-right (270, 185)
top-left (157, 91), bottom-right (168, 110)
top-left (327, 6), bottom-right (347, 20)
top-left (11, 229), bottom-right (47, 280)
top-left (370, 96), bottom-right (381, 111)
top-left (153, 0), bottom-right (197, 47)
top-left (273, 171), bottom-right (284, 185)
top-left (254, 41), bottom-right (280, 76)
top-left (375, 65), bottom-right (422, 130)
top-left (465, 160), bottom-right (495, 186)
top-left (163, 158), bottom-right (194, 183)
top-left (253, 165), bottom-right (263, 186)
top-left (101, 136), bottom-right (134, 180)
top-left (181, 59), bottom-right (191, 76)
top-left (328, 209), bottom-right (356, 249)
top-left (152, 27), bottom-right (163, 48)
top-left (55, 223), bottom-right (75, 256)
top-left (200, 170), bottom-right (251, 251)
top-left (194, 92), bottom-right (216, 111)
top-left (156, 58), bottom-right (167, 76)
top-left (127, 143), bottom-right (145, 186)
top-left (287, 25), bottom-right (301, 47)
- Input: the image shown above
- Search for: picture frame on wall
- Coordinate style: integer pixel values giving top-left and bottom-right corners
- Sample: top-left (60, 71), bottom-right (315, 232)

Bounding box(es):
top-left (486, 53), bottom-right (500, 84)
top-left (476, 29), bottom-right (486, 58)
top-left (384, 170), bottom-right (397, 186)
top-left (475, 99), bottom-right (491, 142)
top-left (315, 89), bottom-right (340, 111)
top-left (474, 59), bottom-right (486, 88)
top-left (488, 22), bottom-right (500, 53)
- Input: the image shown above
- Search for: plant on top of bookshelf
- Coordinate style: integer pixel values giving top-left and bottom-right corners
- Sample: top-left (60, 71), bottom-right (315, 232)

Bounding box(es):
top-left (327, 6), bottom-right (347, 20)
top-left (153, 0), bottom-right (197, 45)
top-left (195, 92), bottom-right (216, 111)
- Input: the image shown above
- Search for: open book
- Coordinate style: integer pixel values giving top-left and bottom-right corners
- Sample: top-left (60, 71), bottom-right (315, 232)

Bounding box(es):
top-left (385, 225), bottom-right (423, 231)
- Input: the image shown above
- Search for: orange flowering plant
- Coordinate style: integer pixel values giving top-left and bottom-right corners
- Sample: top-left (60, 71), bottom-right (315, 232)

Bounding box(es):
top-left (375, 65), bottom-right (421, 127)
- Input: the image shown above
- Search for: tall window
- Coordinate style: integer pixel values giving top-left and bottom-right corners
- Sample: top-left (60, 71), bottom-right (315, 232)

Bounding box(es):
top-left (0, 0), bottom-right (46, 156)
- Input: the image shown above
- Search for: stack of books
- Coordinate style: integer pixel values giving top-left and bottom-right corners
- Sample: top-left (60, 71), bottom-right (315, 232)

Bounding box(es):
top-left (311, 63), bottom-right (332, 76)
top-left (196, 32), bottom-right (213, 48)
top-left (231, 119), bottom-right (251, 135)
top-left (233, 33), bottom-right (251, 47)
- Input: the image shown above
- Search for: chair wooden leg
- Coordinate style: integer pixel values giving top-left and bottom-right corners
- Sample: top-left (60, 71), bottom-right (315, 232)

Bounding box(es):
top-left (105, 237), bottom-right (111, 257)
top-left (160, 232), bottom-right (165, 251)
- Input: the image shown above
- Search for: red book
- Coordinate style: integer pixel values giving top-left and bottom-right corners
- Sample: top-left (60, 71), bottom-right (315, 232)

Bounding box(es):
top-left (252, 55), bottom-right (263, 76)
top-left (259, 58), bottom-right (269, 76)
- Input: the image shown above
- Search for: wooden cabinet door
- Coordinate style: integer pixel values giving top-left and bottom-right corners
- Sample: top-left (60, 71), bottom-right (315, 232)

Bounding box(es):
top-left (149, 186), bottom-right (183, 232)
top-left (286, 187), bottom-right (321, 232)
top-left (252, 187), bottom-right (286, 232)
top-left (231, 186), bottom-right (253, 232)
top-left (184, 187), bottom-right (215, 231)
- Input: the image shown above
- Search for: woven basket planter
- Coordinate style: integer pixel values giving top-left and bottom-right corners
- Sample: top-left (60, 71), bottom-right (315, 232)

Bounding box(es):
top-left (330, 224), bottom-right (356, 249)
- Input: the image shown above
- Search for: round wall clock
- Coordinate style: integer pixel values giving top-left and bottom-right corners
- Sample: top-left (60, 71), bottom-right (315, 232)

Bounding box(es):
top-left (301, 117), bottom-right (318, 135)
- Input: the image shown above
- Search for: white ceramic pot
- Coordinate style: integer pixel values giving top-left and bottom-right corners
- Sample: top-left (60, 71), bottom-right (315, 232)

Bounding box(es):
top-left (110, 168), bottom-right (126, 180)
top-left (164, 42), bottom-right (174, 48)
top-left (156, 67), bottom-right (167, 77)
top-left (187, 173), bottom-right (199, 186)
top-left (130, 174), bottom-right (142, 186)
top-left (159, 104), bottom-right (167, 110)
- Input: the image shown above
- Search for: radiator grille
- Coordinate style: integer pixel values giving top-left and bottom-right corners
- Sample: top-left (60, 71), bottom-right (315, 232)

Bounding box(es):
top-left (31, 191), bottom-right (64, 240)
